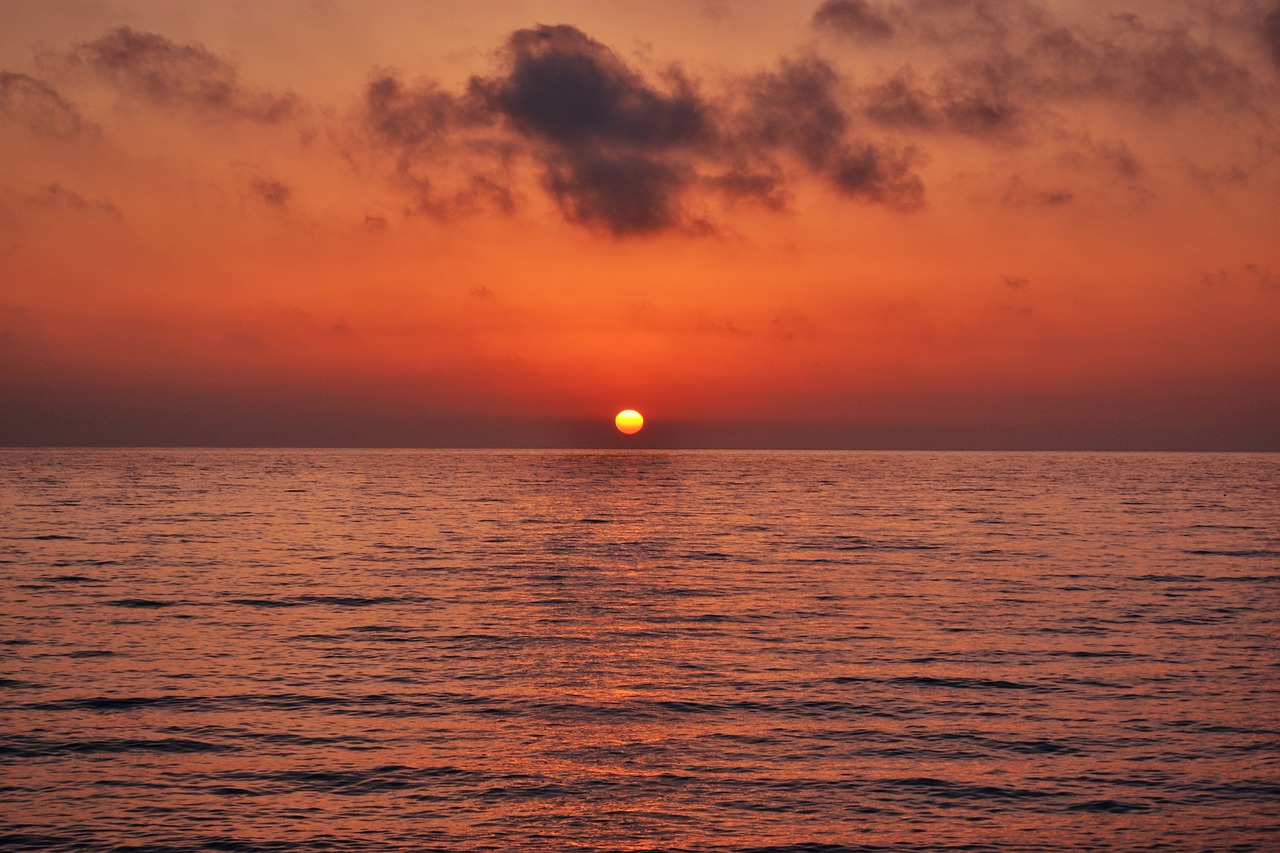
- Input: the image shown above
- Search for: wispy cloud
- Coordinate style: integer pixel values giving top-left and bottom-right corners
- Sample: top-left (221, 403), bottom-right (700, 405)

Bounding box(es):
top-left (821, 1), bottom-right (1267, 140)
top-left (812, 1), bottom-right (896, 43)
top-left (69, 27), bottom-right (299, 123)
top-left (360, 70), bottom-right (514, 218)
top-left (25, 183), bottom-right (123, 220)
top-left (1262, 2), bottom-right (1280, 69)
top-left (737, 56), bottom-right (925, 208)
top-left (0, 72), bottom-right (93, 138)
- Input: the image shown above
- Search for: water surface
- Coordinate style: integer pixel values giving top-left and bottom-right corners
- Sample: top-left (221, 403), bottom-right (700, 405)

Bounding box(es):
top-left (1, 450), bottom-right (1277, 850)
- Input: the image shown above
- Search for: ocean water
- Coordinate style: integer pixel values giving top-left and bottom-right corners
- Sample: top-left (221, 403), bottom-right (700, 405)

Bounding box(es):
top-left (1, 449), bottom-right (1277, 852)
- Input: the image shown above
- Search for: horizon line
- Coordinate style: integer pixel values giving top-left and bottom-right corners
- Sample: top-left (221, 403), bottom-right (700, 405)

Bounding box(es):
top-left (3, 445), bottom-right (1277, 454)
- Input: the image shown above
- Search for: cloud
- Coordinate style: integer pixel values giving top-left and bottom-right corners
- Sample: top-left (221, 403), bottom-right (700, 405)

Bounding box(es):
top-left (740, 56), bottom-right (924, 208)
top-left (0, 72), bottom-right (91, 138)
top-left (1199, 263), bottom-right (1279, 291)
top-left (25, 183), bottom-right (122, 219)
top-left (705, 168), bottom-right (789, 210)
top-left (861, 62), bottom-right (1022, 139)
top-left (1263, 3), bottom-right (1280, 69)
top-left (541, 150), bottom-right (691, 235)
top-left (250, 178), bottom-right (290, 207)
top-left (1182, 159), bottom-right (1250, 193)
top-left (1002, 176), bottom-right (1073, 207)
top-left (360, 70), bottom-right (513, 218)
top-left (1002, 275), bottom-right (1029, 290)
top-left (365, 73), bottom-right (475, 150)
top-left (1047, 134), bottom-right (1154, 201)
top-left (819, 0), bottom-right (1019, 47)
top-left (470, 24), bottom-right (712, 235)
top-left (769, 311), bottom-right (818, 343)
top-left (698, 1), bottom-right (731, 23)
top-left (361, 25), bottom-right (929, 235)
top-left (936, 59), bottom-right (1024, 136)
top-left (863, 73), bottom-right (940, 129)
top-left (1244, 263), bottom-right (1279, 290)
top-left (828, 143), bottom-right (924, 207)
top-left (741, 58), bottom-right (847, 170)
top-left (69, 26), bottom-right (298, 122)
top-left (851, 3), bottom-right (1263, 142)
top-left (477, 25), bottom-right (710, 150)
top-left (1088, 15), bottom-right (1256, 111)
top-left (812, 1), bottom-right (895, 42)
top-left (1063, 136), bottom-right (1141, 181)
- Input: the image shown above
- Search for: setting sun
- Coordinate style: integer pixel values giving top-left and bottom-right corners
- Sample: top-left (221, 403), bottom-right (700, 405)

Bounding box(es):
top-left (615, 409), bottom-right (644, 435)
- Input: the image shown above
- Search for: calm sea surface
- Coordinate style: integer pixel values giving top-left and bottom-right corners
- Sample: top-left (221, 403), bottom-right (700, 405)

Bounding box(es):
top-left (1, 449), bottom-right (1277, 851)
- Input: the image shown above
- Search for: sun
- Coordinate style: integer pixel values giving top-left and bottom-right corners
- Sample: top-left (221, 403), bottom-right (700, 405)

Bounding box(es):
top-left (614, 409), bottom-right (644, 435)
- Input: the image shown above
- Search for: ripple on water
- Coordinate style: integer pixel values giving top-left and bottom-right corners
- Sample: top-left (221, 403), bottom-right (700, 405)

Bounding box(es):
top-left (0, 449), bottom-right (1277, 851)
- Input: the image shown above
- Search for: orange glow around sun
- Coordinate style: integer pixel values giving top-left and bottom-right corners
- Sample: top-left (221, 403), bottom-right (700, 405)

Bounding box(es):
top-left (615, 409), bottom-right (644, 434)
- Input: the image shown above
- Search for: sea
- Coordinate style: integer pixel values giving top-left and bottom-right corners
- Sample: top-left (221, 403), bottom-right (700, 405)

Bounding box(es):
top-left (1, 449), bottom-right (1277, 852)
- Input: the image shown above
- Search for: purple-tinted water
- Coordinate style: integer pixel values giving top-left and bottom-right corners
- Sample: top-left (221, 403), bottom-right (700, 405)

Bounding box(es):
top-left (1, 449), bottom-right (1277, 851)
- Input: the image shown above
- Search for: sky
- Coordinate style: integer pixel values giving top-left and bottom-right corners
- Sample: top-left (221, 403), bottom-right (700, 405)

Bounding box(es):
top-left (1, 0), bottom-right (1278, 449)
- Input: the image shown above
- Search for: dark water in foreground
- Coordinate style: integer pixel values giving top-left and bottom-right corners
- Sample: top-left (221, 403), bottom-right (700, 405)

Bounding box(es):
top-left (1, 449), bottom-right (1277, 851)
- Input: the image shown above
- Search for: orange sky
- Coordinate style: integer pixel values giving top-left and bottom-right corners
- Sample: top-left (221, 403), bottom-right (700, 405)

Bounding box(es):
top-left (2, 0), bottom-right (1278, 447)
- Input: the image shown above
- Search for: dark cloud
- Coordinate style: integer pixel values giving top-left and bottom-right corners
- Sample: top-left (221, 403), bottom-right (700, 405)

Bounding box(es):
top-left (1093, 16), bottom-right (1255, 110)
top-left (468, 24), bottom-right (712, 235)
top-left (878, 0), bottom-right (1020, 47)
top-left (862, 63), bottom-right (1027, 139)
top-left (852, 4), bottom-right (1263, 142)
top-left (541, 150), bottom-right (689, 235)
top-left (365, 73), bottom-right (477, 150)
top-left (863, 73), bottom-right (939, 129)
top-left (362, 25), bottom-right (928, 235)
top-left (741, 57), bottom-right (924, 208)
top-left (1003, 275), bottom-right (1029, 290)
top-left (250, 178), bottom-right (290, 207)
top-left (476, 25), bottom-right (710, 150)
top-left (936, 59), bottom-right (1023, 136)
top-left (742, 57), bottom-right (847, 169)
top-left (985, 14), bottom-right (1257, 113)
top-left (815, 0), bottom-right (1019, 45)
top-left (70, 27), bottom-right (298, 122)
top-left (360, 71), bottom-right (513, 218)
top-left (828, 144), bottom-right (924, 208)
top-left (0, 72), bottom-right (91, 138)
top-left (706, 168), bottom-right (789, 210)
top-left (1261, 4), bottom-right (1280, 68)
top-left (812, 1), bottom-right (895, 42)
